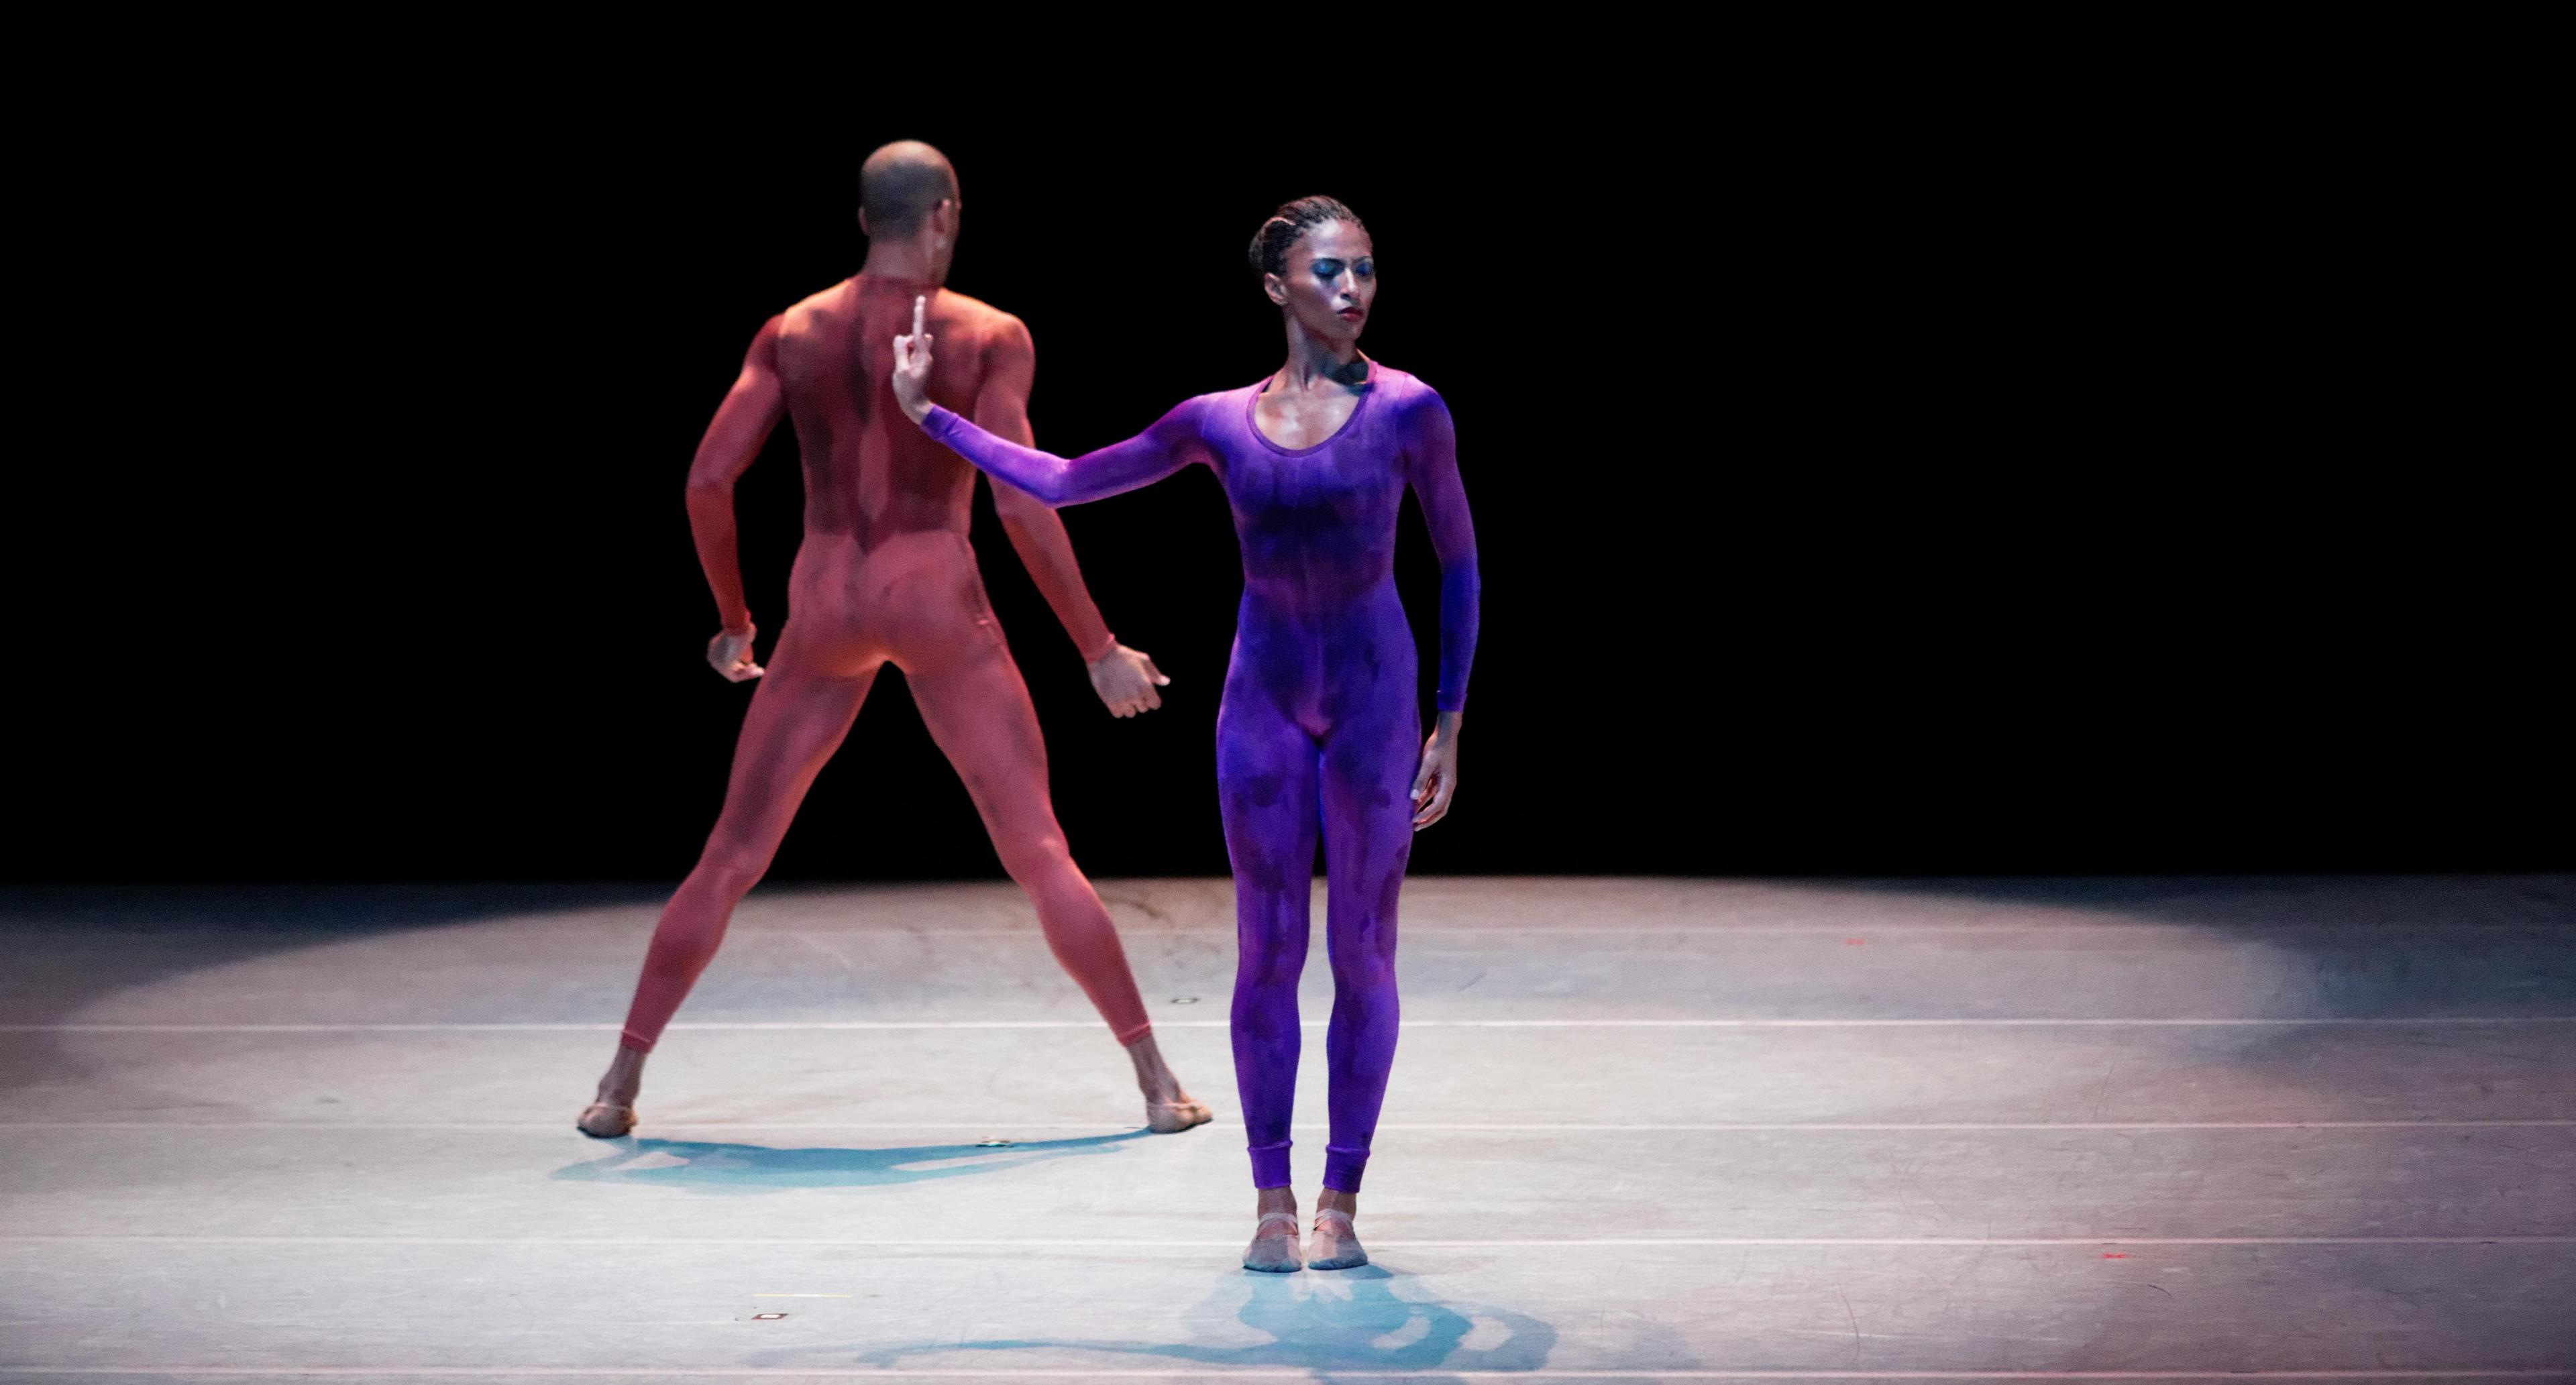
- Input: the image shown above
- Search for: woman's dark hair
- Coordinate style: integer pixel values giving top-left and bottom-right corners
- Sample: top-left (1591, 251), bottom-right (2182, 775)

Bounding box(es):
top-left (1246, 196), bottom-right (1366, 278)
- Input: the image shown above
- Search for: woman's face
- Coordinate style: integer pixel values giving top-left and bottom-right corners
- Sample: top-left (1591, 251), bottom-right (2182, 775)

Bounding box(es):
top-left (1266, 219), bottom-right (1376, 345)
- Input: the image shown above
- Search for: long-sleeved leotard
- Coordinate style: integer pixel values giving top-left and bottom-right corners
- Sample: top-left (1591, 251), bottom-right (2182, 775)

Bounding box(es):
top-left (616, 272), bottom-right (1156, 1055)
top-left (920, 364), bottom-right (1478, 1193)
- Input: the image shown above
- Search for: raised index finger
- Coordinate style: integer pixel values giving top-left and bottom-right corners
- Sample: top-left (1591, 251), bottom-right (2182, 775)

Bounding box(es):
top-left (912, 295), bottom-right (926, 340)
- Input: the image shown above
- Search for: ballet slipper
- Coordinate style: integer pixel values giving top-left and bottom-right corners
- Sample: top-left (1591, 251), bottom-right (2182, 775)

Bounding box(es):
top-left (1306, 1207), bottom-right (1367, 1270)
top-left (1146, 1097), bottom-right (1214, 1134)
top-left (1242, 1210), bottom-right (1305, 1273)
top-left (576, 1101), bottom-right (636, 1138)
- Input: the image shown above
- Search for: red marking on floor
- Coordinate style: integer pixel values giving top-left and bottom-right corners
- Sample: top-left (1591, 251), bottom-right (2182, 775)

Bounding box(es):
top-left (2100, 1252), bottom-right (2129, 1258)
top-left (1843, 938), bottom-right (1866, 946)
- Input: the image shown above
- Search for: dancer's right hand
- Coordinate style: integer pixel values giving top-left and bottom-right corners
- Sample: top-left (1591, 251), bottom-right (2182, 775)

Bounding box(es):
top-left (707, 624), bottom-right (763, 682)
top-left (891, 294), bottom-right (934, 425)
top-left (1087, 642), bottom-right (1171, 718)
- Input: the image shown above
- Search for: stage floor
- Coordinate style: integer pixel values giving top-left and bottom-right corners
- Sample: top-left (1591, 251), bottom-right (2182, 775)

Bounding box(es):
top-left (2, 876), bottom-right (2572, 1380)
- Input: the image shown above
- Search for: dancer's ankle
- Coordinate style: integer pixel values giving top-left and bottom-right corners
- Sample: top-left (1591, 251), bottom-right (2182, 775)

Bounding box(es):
top-left (596, 1048), bottom-right (647, 1103)
top-left (1124, 1032), bottom-right (1181, 1100)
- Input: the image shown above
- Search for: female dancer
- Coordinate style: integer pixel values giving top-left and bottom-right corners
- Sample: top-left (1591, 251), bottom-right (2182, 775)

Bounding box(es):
top-left (889, 197), bottom-right (1479, 1272)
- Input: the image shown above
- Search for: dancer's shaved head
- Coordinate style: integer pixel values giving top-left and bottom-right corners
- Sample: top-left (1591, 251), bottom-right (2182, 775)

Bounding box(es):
top-left (859, 141), bottom-right (959, 237)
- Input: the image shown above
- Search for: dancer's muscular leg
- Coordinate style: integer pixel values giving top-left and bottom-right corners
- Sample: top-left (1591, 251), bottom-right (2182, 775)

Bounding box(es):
top-left (580, 669), bottom-right (875, 1136)
top-left (906, 628), bottom-right (1208, 1133)
top-left (1217, 690), bottom-right (1322, 1269)
top-left (1305, 694), bottom-right (1418, 1270)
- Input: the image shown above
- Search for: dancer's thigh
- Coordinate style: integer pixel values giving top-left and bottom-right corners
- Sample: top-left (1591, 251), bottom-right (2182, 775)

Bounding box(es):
top-left (706, 668), bottom-right (877, 855)
top-left (1318, 688), bottom-right (1418, 946)
top-left (1217, 691), bottom-right (1322, 933)
top-left (905, 638), bottom-right (1064, 854)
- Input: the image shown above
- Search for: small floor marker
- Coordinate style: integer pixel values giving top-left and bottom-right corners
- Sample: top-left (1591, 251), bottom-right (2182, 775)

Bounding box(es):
top-left (751, 1312), bottom-right (788, 1320)
top-left (977, 1138), bottom-right (1016, 1148)
top-left (1171, 996), bottom-right (1201, 1004)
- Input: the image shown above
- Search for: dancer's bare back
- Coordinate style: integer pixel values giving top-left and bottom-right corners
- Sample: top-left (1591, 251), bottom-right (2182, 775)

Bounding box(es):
top-left (687, 274), bottom-right (1165, 712)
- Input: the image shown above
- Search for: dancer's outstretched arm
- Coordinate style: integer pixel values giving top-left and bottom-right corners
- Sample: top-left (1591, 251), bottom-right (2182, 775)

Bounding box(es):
top-left (892, 297), bottom-right (1203, 507)
top-left (1402, 388), bottom-right (1479, 828)
top-left (685, 317), bottom-right (788, 681)
top-left (971, 313), bottom-right (1171, 716)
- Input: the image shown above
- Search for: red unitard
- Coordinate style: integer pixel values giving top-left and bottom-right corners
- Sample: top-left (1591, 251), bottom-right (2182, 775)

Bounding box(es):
top-left (614, 273), bottom-right (1155, 1052)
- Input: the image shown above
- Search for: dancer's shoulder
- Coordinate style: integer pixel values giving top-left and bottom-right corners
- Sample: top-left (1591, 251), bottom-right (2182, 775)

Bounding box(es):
top-left (930, 287), bottom-right (1017, 333)
top-left (1368, 365), bottom-right (1449, 419)
top-left (1169, 387), bottom-right (1248, 425)
top-left (780, 278), bottom-right (858, 325)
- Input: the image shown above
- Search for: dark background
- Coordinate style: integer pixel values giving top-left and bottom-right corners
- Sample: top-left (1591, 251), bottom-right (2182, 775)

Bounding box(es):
top-left (11, 91), bottom-right (2562, 883)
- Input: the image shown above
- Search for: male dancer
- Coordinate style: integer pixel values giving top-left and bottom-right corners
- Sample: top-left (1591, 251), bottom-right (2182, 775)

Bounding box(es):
top-left (578, 141), bottom-right (1210, 1138)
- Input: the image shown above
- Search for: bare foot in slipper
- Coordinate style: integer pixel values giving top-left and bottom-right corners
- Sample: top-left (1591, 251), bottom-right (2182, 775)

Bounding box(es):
top-left (1307, 1191), bottom-right (1366, 1270)
top-left (1243, 1188), bottom-right (1304, 1272)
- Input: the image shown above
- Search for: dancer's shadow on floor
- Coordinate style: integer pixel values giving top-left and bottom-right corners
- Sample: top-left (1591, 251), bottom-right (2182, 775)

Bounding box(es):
top-left (782, 1264), bottom-right (1560, 1373)
top-left (551, 1131), bottom-right (1146, 1194)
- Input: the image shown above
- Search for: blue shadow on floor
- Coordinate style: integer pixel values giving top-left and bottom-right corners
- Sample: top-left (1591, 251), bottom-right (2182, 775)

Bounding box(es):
top-left (790, 1264), bottom-right (1559, 1373)
top-left (551, 1131), bottom-right (1148, 1194)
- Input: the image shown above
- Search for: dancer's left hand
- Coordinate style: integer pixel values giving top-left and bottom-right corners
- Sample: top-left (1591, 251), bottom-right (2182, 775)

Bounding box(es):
top-left (1411, 712), bottom-right (1462, 830)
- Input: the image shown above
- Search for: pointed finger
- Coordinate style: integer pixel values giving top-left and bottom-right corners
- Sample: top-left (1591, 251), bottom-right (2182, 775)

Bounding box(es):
top-left (912, 295), bottom-right (926, 339)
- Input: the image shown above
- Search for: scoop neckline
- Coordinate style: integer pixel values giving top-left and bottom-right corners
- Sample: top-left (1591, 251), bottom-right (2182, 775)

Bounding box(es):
top-left (1246, 362), bottom-right (1378, 457)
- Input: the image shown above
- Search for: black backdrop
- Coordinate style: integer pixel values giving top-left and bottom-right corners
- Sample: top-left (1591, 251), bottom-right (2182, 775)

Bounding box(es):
top-left (13, 99), bottom-right (2562, 883)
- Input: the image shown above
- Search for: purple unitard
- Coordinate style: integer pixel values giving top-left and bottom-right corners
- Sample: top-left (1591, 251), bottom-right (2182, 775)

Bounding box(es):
top-left (920, 364), bottom-right (1477, 1193)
